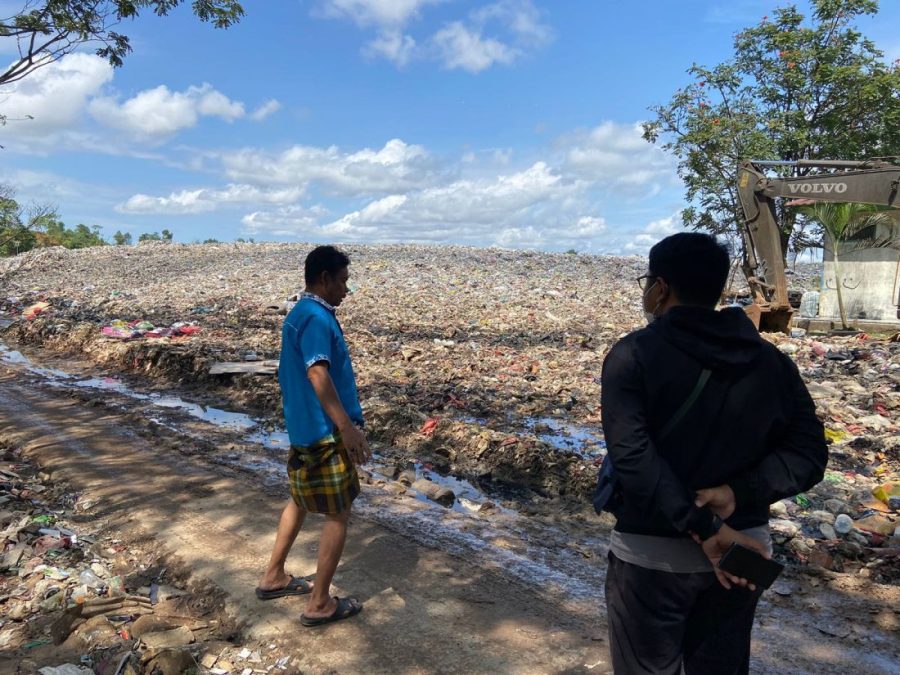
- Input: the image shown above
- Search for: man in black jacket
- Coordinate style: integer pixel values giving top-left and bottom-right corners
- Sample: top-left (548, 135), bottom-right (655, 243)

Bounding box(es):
top-left (601, 233), bottom-right (827, 674)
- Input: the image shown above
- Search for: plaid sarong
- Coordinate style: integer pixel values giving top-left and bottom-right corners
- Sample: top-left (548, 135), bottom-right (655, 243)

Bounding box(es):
top-left (287, 431), bottom-right (360, 514)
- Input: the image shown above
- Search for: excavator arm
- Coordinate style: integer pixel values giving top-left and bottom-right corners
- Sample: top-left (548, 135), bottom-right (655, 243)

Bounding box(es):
top-left (735, 158), bottom-right (900, 333)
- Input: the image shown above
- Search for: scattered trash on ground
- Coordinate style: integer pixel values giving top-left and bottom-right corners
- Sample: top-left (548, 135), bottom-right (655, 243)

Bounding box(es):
top-left (100, 320), bottom-right (200, 340)
top-left (0, 440), bottom-right (303, 674)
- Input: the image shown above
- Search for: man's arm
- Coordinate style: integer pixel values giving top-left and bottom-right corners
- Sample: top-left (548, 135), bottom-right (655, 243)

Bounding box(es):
top-left (307, 362), bottom-right (371, 465)
top-left (601, 340), bottom-right (718, 538)
top-left (726, 356), bottom-right (827, 511)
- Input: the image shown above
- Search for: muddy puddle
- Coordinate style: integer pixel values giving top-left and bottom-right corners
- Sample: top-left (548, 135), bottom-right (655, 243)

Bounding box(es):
top-left (460, 413), bottom-right (606, 458)
top-left (525, 416), bottom-right (606, 456)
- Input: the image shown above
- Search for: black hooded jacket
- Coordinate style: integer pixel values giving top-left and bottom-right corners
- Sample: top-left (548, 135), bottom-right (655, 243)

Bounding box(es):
top-left (600, 305), bottom-right (828, 537)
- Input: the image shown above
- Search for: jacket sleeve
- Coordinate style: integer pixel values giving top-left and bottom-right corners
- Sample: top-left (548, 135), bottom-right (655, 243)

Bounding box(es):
top-left (601, 339), bottom-right (717, 535)
top-left (728, 354), bottom-right (828, 509)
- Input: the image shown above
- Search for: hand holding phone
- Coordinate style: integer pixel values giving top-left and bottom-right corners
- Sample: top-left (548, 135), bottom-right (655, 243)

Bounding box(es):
top-left (718, 543), bottom-right (784, 589)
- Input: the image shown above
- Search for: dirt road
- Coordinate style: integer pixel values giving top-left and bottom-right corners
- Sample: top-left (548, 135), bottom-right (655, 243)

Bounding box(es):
top-left (0, 372), bottom-right (611, 674)
top-left (0, 348), bottom-right (897, 674)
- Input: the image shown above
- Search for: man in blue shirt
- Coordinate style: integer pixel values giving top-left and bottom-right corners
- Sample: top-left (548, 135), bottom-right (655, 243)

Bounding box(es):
top-left (255, 245), bottom-right (371, 627)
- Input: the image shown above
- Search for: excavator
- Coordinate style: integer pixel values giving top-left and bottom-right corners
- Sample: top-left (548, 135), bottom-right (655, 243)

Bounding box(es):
top-left (735, 158), bottom-right (900, 333)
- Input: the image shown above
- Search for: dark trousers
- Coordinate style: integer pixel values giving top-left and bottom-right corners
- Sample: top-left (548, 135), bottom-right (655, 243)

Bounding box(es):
top-left (605, 552), bottom-right (762, 675)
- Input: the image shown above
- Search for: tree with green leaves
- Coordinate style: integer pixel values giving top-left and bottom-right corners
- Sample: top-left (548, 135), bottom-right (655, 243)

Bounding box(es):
top-left (643, 0), bottom-right (899, 263)
top-left (800, 202), bottom-right (895, 329)
top-left (0, 185), bottom-right (55, 256)
top-left (112, 230), bottom-right (132, 245)
top-left (138, 229), bottom-right (173, 242)
top-left (0, 1), bottom-right (244, 87)
top-left (0, 184), bottom-right (110, 254)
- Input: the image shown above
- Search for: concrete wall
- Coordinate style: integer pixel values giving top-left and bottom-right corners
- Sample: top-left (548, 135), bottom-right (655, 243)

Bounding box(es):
top-left (819, 215), bottom-right (900, 321)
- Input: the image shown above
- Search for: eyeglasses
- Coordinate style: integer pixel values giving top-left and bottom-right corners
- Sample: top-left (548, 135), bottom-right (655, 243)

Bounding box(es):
top-left (637, 274), bottom-right (657, 291)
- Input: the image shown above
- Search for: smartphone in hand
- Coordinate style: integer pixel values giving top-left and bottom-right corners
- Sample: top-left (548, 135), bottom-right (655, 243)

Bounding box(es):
top-left (718, 543), bottom-right (784, 589)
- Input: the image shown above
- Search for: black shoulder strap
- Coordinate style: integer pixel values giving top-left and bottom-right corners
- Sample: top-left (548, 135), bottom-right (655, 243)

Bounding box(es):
top-left (658, 369), bottom-right (712, 441)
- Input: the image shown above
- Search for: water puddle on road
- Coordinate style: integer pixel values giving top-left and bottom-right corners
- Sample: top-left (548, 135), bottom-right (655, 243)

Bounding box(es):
top-left (2, 344), bottom-right (76, 379)
top-left (414, 463), bottom-right (509, 514)
top-left (524, 416), bottom-right (605, 457)
top-left (151, 396), bottom-right (256, 430)
top-left (0, 345), bottom-right (29, 366)
top-left (72, 376), bottom-right (141, 396)
top-left (1, 339), bottom-right (261, 434)
top-left (245, 428), bottom-right (291, 450)
top-left (460, 413), bottom-right (605, 458)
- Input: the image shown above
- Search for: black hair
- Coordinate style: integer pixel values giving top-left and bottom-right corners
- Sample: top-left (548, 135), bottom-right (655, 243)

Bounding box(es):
top-left (304, 245), bottom-right (350, 286)
top-left (648, 233), bottom-right (729, 307)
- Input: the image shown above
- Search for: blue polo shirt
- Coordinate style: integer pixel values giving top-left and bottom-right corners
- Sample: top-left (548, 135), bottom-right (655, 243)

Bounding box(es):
top-left (279, 292), bottom-right (364, 447)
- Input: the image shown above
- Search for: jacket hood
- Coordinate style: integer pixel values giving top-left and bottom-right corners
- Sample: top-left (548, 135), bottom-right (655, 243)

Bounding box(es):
top-left (652, 305), bottom-right (765, 370)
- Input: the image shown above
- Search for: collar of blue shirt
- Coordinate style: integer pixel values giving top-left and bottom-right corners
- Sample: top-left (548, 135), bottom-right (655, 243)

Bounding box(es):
top-left (301, 291), bottom-right (335, 313)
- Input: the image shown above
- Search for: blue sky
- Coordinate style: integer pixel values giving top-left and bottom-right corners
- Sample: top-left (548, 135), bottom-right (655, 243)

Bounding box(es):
top-left (1, 0), bottom-right (898, 253)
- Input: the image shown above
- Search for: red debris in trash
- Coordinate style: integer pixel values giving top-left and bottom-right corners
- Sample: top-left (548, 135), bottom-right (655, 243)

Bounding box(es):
top-left (23, 301), bottom-right (50, 321)
top-left (420, 418), bottom-right (439, 436)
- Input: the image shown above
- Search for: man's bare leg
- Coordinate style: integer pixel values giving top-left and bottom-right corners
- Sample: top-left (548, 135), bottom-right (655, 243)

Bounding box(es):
top-left (304, 508), bottom-right (351, 617)
top-left (258, 499), bottom-right (309, 591)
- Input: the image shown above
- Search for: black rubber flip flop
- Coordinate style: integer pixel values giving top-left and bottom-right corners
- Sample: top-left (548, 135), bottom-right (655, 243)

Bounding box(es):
top-left (255, 576), bottom-right (312, 600)
top-left (300, 596), bottom-right (363, 627)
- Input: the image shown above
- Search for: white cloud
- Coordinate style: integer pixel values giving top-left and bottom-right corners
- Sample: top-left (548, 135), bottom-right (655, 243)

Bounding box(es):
top-left (315, 0), bottom-right (443, 28)
top-left (0, 52), bottom-right (265, 152)
top-left (625, 234), bottom-right (656, 251)
top-left (429, 1), bottom-right (550, 72)
top-left (219, 138), bottom-right (442, 195)
top-left (242, 204), bottom-right (330, 237)
top-left (645, 215), bottom-right (679, 235)
top-left (250, 99), bottom-right (282, 121)
top-left (574, 216), bottom-right (607, 236)
top-left (432, 21), bottom-right (519, 73)
top-left (241, 161), bottom-right (593, 250)
top-left (563, 121), bottom-right (676, 192)
top-left (364, 30), bottom-right (418, 66)
top-left (117, 184), bottom-right (305, 215)
top-left (472, 0), bottom-right (552, 47)
top-left (89, 83), bottom-right (245, 140)
top-left (317, 0), bottom-right (550, 72)
top-left (239, 161), bottom-right (559, 239)
top-left (104, 118), bottom-right (682, 252)
top-left (0, 53), bottom-right (112, 138)
top-left (624, 213), bottom-right (684, 254)
top-left (329, 161), bottom-right (562, 229)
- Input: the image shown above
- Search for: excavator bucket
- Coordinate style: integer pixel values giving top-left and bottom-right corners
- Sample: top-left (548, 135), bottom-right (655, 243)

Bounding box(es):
top-left (743, 303), bottom-right (792, 334)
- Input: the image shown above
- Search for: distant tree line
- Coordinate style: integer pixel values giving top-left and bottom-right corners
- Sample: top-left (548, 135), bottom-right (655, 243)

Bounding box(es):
top-left (0, 184), bottom-right (183, 256)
